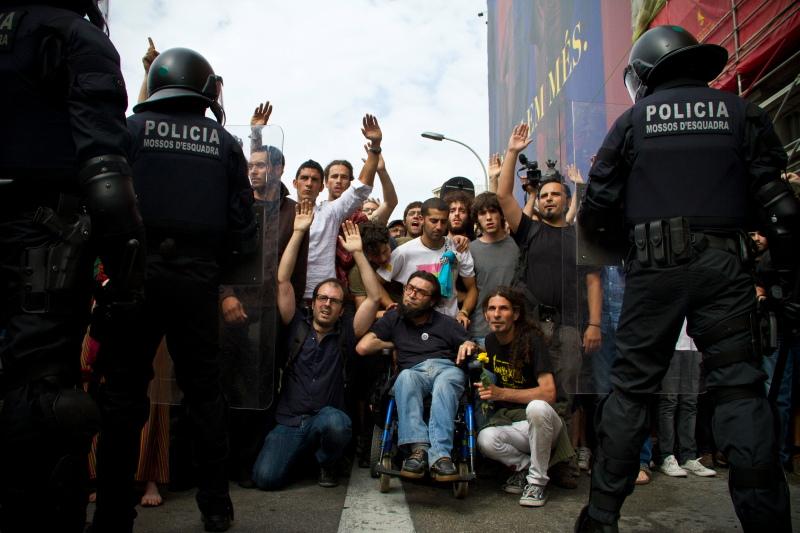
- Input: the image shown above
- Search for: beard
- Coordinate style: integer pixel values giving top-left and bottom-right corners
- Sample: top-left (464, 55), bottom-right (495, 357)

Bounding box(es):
top-left (398, 301), bottom-right (432, 320)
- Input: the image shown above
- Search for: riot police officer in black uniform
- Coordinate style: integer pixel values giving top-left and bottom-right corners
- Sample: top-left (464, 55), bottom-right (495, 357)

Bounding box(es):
top-left (91, 48), bottom-right (257, 533)
top-left (0, 2), bottom-right (145, 532)
top-left (574, 25), bottom-right (797, 532)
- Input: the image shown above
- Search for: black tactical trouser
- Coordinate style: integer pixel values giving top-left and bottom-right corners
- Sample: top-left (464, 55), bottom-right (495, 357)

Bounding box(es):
top-left (588, 247), bottom-right (791, 532)
top-left (92, 256), bottom-right (230, 532)
top-left (0, 203), bottom-right (97, 533)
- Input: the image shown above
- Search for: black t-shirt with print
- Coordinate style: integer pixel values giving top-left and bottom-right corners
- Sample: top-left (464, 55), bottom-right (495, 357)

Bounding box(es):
top-left (484, 332), bottom-right (554, 409)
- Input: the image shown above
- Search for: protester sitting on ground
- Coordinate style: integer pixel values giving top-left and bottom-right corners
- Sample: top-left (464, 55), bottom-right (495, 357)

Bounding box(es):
top-left (252, 203), bottom-right (382, 490)
top-left (356, 272), bottom-right (477, 481)
top-left (475, 287), bottom-right (573, 508)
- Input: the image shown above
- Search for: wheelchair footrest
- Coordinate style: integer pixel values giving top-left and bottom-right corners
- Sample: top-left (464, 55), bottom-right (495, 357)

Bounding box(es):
top-left (375, 464), bottom-right (476, 482)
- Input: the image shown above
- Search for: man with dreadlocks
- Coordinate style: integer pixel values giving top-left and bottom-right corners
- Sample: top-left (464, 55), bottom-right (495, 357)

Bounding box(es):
top-left (475, 287), bottom-right (572, 508)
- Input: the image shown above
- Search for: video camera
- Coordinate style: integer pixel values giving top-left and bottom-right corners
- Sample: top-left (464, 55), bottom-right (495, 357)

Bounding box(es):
top-left (518, 154), bottom-right (541, 192)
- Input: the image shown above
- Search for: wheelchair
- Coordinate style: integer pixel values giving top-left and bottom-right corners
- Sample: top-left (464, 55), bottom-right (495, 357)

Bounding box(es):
top-left (368, 356), bottom-right (483, 499)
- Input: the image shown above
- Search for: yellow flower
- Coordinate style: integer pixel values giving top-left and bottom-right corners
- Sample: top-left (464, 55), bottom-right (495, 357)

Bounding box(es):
top-left (476, 352), bottom-right (489, 364)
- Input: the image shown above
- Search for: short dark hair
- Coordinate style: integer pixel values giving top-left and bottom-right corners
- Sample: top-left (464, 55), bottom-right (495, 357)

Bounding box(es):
top-left (324, 159), bottom-right (354, 181)
top-left (421, 197), bottom-right (448, 217)
top-left (403, 201), bottom-right (423, 219)
top-left (252, 144), bottom-right (286, 168)
top-left (471, 192), bottom-right (505, 227)
top-left (295, 159), bottom-right (324, 180)
top-left (407, 270), bottom-right (441, 305)
top-left (536, 178), bottom-right (571, 199)
top-left (359, 221), bottom-right (390, 257)
top-left (312, 277), bottom-right (345, 300)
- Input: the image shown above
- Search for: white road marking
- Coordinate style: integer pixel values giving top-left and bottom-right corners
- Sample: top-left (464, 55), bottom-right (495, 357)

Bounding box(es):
top-left (337, 463), bottom-right (415, 532)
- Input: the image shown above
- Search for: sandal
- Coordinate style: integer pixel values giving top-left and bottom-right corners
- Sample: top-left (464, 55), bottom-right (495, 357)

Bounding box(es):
top-left (635, 463), bottom-right (651, 485)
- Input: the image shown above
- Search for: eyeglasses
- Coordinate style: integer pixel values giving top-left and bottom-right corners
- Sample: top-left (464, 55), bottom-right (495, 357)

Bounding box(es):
top-left (404, 284), bottom-right (432, 298)
top-left (315, 294), bottom-right (343, 306)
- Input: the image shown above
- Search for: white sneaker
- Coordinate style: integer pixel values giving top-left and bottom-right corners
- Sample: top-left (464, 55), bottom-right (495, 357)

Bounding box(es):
top-left (659, 455), bottom-right (688, 477)
top-left (577, 446), bottom-right (592, 471)
top-left (681, 458), bottom-right (716, 477)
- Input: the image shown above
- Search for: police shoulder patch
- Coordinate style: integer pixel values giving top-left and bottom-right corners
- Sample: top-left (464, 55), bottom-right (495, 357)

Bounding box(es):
top-left (0, 10), bottom-right (26, 52)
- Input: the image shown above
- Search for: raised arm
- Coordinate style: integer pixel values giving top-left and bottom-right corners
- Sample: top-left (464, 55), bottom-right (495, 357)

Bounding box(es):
top-left (137, 37), bottom-right (159, 104)
top-left (565, 163), bottom-right (584, 226)
top-left (277, 199), bottom-right (314, 324)
top-left (249, 101), bottom-right (272, 153)
top-left (488, 152), bottom-right (502, 193)
top-left (369, 155), bottom-right (398, 226)
top-left (356, 114), bottom-right (383, 188)
top-left (339, 221), bottom-right (383, 337)
top-left (497, 123), bottom-right (533, 233)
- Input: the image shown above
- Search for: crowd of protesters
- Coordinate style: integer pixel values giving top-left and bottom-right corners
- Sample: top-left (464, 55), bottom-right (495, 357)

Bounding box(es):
top-left (78, 38), bottom-right (800, 529)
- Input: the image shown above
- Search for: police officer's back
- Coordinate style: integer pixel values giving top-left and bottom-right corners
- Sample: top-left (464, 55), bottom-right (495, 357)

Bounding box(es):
top-left (91, 48), bottom-right (256, 533)
top-left (0, 2), bottom-right (145, 533)
top-left (576, 25), bottom-right (797, 533)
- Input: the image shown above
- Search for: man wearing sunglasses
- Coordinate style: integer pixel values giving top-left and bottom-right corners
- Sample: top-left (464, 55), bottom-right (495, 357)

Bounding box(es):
top-left (252, 200), bottom-right (382, 491)
top-left (357, 271), bottom-right (478, 481)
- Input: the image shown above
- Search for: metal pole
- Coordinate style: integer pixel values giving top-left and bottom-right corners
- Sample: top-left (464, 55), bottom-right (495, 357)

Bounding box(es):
top-left (443, 136), bottom-right (489, 191)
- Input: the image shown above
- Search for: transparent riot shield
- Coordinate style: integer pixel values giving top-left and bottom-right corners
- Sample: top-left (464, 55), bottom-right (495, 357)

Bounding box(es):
top-left (568, 100), bottom-right (701, 395)
top-left (148, 124), bottom-right (284, 410)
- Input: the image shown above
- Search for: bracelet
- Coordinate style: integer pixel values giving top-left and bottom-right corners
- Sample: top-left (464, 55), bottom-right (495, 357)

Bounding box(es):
top-left (587, 323), bottom-right (600, 328)
top-left (368, 146), bottom-right (382, 154)
top-left (458, 309), bottom-right (470, 317)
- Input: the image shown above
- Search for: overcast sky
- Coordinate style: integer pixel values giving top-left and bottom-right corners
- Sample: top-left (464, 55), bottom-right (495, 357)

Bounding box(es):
top-left (108, 0), bottom-right (490, 220)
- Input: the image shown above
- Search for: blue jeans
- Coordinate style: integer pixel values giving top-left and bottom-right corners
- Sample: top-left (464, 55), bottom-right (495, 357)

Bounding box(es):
top-left (393, 358), bottom-right (465, 465)
top-left (762, 334), bottom-right (800, 464)
top-left (251, 406), bottom-right (351, 490)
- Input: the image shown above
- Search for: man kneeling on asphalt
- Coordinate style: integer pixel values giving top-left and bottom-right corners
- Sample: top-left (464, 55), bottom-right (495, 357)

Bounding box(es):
top-left (476, 287), bottom-right (573, 507)
top-left (356, 271), bottom-right (477, 481)
top-left (252, 201), bottom-right (382, 490)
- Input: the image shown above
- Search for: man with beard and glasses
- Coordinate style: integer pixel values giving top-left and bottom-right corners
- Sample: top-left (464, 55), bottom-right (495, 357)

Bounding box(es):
top-left (252, 201), bottom-right (382, 491)
top-left (357, 271), bottom-right (479, 481)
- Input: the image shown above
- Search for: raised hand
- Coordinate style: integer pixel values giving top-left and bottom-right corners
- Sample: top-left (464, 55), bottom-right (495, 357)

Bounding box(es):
top-left (488, 153), bottom-right (502, 180)
top-left (142, 37), bottom-right (159, 73)
top-left (293, 199), bottom-right (314, 233)
top-left (566, 163), bottom-right (584, 184)
top-left (251, 101), bottom-right (273, 126)
top-left (361, 114), bottom-right (382, 148)
top-left (338, 220), bottom-right (363, 254)
top-left (507, 122), bottom-right (532, 153)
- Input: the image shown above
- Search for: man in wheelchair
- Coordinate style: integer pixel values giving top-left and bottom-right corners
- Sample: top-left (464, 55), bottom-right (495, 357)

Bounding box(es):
top-left (357, 271), bottom-right (478, 481)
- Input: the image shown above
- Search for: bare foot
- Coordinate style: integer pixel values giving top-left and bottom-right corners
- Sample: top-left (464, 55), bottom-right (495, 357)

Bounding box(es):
top-left (88, 492), bottom-right (96, 503)
top-left (140, 481), bottom-right (163, 507)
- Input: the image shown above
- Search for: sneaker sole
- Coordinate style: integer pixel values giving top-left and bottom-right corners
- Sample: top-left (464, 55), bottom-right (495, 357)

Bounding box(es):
top-left (687, 471), bottom-right (716, 477)
top-left (519, 498), bottom-right (547, 507)
top-left (503, 486), bottom-right (524, 495)
top-left (660, 471), bottom-right (687, 477)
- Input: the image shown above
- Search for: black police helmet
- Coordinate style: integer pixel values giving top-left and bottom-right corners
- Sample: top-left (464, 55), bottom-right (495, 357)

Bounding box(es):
top-left (623, 25), bottom-right (727, 103)
top-left (133, 47), bottom-right (225, 123)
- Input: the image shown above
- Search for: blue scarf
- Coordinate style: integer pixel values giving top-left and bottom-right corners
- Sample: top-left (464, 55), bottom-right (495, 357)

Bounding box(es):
top-left (438, 250), bottom-right (457, 298)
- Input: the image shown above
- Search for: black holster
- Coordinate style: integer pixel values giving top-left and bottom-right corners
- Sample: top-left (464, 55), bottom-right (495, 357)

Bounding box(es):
top-left (21, 206), bottom-right (91, 314)
top-left (632, 217), bottom-right (692, 267)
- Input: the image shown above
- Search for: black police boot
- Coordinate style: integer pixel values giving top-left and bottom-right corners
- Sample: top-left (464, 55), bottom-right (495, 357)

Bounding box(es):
top-left (574, 505), bottom-right (619, 533)
top-left (199, 495), bottom-right (234, 533)
top-left (318, 466), bottom-right (339, 488)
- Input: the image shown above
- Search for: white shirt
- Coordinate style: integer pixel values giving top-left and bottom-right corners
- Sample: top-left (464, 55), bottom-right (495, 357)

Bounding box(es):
top-left (303, 180), bottom-right (372, 298)
top-left (378, 236), bottom-right (475, 317)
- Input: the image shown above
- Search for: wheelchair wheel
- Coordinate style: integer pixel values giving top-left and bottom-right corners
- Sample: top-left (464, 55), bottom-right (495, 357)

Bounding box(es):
top-left (452, 463), bottom-right (469, 499)
top-left (379, 456), bottom-right (392, 493)
top-left (369, 425), bottom-right (383, 478)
